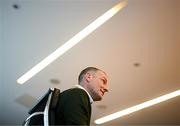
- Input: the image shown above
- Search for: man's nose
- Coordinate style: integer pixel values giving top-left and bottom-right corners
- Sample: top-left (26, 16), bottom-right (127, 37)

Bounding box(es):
top-left (103, 87), bottom-right (109, 92)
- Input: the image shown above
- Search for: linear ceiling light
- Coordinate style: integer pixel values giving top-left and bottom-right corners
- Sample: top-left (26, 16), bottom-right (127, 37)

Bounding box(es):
top-left (95, 89), bottom-right (180, 124)
top-left (17, 0), bottom-right (128, 84)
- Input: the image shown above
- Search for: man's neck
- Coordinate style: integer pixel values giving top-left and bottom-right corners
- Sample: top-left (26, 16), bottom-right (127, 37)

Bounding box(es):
top-left (74, 85), bottom-right (93, 104)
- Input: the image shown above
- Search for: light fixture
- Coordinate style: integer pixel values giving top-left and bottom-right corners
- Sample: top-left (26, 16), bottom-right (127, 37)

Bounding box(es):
top-left (95, 90), bottom-right (180, 124)
top-left (17, 0), bottom-right (128, 84)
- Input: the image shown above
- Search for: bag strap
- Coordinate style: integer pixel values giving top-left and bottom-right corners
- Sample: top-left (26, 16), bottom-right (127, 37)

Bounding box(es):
top-left (23, 88), bottom-right (60, 126)
top-left (44, 90), bottom-right (53, 126)
top-left (50, 88), bottom-right (60, 109)
top-left (49, 88), bottom-right (60, 125)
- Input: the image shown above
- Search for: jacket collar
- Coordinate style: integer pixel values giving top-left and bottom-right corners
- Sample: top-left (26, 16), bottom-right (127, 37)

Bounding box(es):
top-left (74, 85), bottom-right (94, 104)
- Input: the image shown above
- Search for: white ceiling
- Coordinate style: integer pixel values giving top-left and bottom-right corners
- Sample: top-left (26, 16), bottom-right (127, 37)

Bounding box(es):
top-left (0, 0), bottom-right (180, 125)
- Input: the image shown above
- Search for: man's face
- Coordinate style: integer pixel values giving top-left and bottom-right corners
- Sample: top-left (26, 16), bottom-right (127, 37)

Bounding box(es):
top-left (86, 70), bottom-right (109, 101)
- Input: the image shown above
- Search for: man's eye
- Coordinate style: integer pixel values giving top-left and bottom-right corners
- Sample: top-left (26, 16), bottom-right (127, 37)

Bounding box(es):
top-left (101, 79), bottom-right (105, 84)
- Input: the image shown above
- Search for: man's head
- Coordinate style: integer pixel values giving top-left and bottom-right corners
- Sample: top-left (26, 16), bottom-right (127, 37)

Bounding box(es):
top-left (78, 67), bottom-right (109, 101)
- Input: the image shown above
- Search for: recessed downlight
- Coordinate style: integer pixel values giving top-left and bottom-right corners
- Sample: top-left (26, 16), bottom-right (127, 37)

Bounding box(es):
top-left (50, 78), bottom-right (60, 85)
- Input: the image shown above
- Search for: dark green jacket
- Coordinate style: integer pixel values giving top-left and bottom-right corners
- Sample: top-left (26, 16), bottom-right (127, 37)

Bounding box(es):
top-left (55, 88), bottom-right (92, 125)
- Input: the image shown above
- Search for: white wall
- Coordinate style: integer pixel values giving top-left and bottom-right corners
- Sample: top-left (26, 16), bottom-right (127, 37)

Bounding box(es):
top-left (0, 1), bottom-right (119, 124)
top-left (0, 0), bottom-right (3, 119)
top-left (0, 0), bottom-right (180, 124)
top-left (178, 0), bottom-right (180, 81)
top-left (175, 0), bottom-right (180, 84)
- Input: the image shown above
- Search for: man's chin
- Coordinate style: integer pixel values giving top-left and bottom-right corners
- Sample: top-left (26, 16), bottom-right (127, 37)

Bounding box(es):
top-left (96, 96), bottom-right (103, 101)
top-left (93, 95), bottom-right (102, 101)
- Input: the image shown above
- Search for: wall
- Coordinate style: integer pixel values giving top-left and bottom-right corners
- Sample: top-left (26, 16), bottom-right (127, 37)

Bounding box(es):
top-left (178, 0), bottom-right (180, 84)
top-left (174, 0), bottom-right (180, 85)
top-left (0, 1), bottom-right (2, 85)
top-left (0, 0), bottom-right (3, 120)
top-left (0, 0), bottom-right (180, 124)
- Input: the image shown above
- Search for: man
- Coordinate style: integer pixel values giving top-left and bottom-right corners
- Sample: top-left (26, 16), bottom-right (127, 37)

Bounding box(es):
top-left (55, 67), bottom-right (109, 125)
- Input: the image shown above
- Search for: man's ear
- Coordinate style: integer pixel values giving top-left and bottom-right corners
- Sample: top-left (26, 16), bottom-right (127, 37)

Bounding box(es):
top-left (85, 72), bottom-right (92, 82)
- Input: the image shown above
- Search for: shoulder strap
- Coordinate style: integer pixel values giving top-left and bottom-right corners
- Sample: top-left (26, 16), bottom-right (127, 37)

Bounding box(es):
top-left (24, 88), bottom-right (60, 126)
top-left (28, 89), bottom-right (51, 114)
top-left (50, 88), bottom-right (60, 109)
top-left (49, 88), bottom-right (60, 125)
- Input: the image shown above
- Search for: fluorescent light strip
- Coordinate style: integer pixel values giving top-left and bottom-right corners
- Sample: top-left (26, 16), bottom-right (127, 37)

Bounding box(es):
top-left (95, 90), bottom-right (180, 124)
top-left (17, 1), bottom-right (128, 84)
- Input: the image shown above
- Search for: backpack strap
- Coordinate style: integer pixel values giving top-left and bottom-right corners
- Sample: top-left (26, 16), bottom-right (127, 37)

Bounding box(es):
top-left (28, 89), bottom-right (51, 114)
top-left (23, 88), bottom-right (60, 126)
top-left (49, 88), bottom-right (60, 125)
